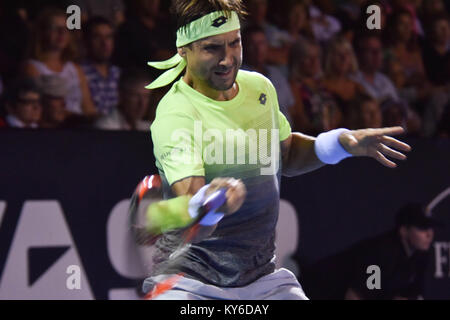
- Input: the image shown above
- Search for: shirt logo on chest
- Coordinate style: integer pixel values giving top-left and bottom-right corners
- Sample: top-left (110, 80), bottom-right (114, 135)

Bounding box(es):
top-left (259, 93), bottom-right (267, 105)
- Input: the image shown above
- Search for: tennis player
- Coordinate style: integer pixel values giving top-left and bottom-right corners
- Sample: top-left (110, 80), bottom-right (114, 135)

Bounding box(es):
top-left (143, 0), bottom-right (411, 300)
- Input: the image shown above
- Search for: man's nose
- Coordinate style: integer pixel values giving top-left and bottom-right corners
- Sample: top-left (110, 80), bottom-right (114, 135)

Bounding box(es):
top-left (219, 46), bottom-right (234, 67)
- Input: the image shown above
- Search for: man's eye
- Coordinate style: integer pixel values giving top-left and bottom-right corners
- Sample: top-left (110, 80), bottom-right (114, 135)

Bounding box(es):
top-left (205, 45), bottom-right (219, 51)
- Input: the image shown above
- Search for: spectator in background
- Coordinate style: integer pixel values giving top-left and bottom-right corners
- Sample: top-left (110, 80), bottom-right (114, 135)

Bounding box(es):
top-left (72, 0), bottom-right (125, 27)
top-left (322, 36), bottom-right (366, 108)
top-left (95, 69), bottom-right (152, 131)
top-left (352, 33), bottom-right (400, 104)
top-left (113, 0), bottom-right (175, 70)
top-left (345, 203), bottom-right (438, 300)
top-left (421, 13), bottom-right (450, 87)
top-left (352, 33), bottom-right (423, 135)
top-left (307, 0), bottom-right (342, 44)
top-left (345, 94), bottom-right (383, 130)
top-left (419, 0), bottom-right (448, 27)
top-left (382, 100), bottom-right (409, 129)
top-left (82, 16), bottom-right (120, 116)
top-left (284, 0), bottom-right (315, 43)
top-left (3, 78), bottom-right (42, 128)
top-left (243, 0), bottom-right (293, 71)
top-left (0, 1), bottom-right (31, 85)
top-left (384, 9), bottom-right (429, 104)
top-left (37, 74), bottom-right (69, 128)
top-left (22, 8), bottom-right (97, 117)
top-left (241, 26), bottom-right (295, 124)
top-left (288, 39), bottom-right (341, 134)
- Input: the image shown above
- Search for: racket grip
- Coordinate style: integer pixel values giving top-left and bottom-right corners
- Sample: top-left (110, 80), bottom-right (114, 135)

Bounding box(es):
top-left (188, 186), bottom-right (227, 226)
top-left (202, 188), bottom-right (227, 213)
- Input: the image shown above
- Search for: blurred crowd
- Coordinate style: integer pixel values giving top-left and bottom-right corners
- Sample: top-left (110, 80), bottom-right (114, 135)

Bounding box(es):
top-left (0, 0), bottom-right (449, 138)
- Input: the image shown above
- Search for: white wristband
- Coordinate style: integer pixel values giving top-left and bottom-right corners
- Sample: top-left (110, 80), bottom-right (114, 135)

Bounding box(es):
top-left (188, 184), bottom-right (225, 226)
top-left (314, 128), bottom-right (353, 165)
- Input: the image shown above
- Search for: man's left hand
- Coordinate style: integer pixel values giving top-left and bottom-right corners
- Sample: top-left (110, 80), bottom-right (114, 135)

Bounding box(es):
top-left (338, 126), bottom-right (412, 168)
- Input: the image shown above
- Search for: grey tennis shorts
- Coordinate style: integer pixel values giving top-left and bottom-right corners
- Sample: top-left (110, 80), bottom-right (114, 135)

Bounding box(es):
top-left (142, 268), bottom-right (309, 300)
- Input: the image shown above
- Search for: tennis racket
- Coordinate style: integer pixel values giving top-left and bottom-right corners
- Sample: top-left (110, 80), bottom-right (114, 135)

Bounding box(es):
top-left (128, 174), bottom-right (227, 299)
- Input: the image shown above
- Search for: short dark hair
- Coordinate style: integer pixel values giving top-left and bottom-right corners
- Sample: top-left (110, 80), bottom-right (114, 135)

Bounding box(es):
top-left (84, 16), bottom-right (114, 40)
top-left (170, 0), bottom-right (247, 32)
top-left (4, 78), bottom-right (40, 106)
top-left (119, 68), bottom-right (153, 92)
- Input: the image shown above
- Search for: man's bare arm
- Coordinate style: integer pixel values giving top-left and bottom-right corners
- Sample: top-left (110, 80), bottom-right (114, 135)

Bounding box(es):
top-left (281, 132), bottom-right (325, 177)
top-left (171, 176), bottom-right (246, 243)
top-left (171, 177), bottom-right (217, 243)
top-left (281, 127), bottom-right (411, 177)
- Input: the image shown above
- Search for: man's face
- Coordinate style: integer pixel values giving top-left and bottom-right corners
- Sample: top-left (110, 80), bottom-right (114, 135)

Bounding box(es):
top-left (45, 15), bottom-right (70, 51)
top-left (361, 100), bottom-right (382, 128)
top-left (184, 30), bottom-right (242, 91)
top-left (89, 24), bottom-right (115, 62)
top-left (244, 31), bottom-right (267, 67)
top-left (11, 92), bottom-right (42, 125)
top-left (120, 82), bottom-right (151, 121)
top-left (300, 44), bottom-right (322, 78)
top-left (404, 226), bottom-right (434, 251)
top-left (360, 37), bottom-right (383, 73)
top-left (43, 96), bottom-right (67, 124)
top-left (432, 19), bottom-right (450, 45)
top-left (396, 13), bottom-right (413, 42)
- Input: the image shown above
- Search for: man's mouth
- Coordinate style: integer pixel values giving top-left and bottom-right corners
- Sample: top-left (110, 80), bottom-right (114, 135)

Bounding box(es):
top-left (214, 69), bottom-right (232, 77)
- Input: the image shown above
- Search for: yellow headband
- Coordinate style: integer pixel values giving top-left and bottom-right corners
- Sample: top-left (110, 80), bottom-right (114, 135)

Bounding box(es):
top-left (146, 11), bottom-right (240, 89)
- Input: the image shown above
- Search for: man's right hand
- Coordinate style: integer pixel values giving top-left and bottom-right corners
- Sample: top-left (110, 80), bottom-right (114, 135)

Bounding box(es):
top-left (205, 178), bottom-right (247, 215)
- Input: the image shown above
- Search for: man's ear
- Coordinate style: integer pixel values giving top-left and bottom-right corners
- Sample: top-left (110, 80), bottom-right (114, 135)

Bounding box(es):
top-left (399, 225), bottom-right (408, 238)
top-left (177, 47), bottom-right (187, 57)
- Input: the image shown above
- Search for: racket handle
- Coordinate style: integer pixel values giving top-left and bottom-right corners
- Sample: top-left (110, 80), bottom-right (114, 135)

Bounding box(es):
top-left (202, 188), bottom-right (227, 213)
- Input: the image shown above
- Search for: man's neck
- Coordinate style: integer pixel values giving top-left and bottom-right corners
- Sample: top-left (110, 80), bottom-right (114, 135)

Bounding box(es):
top-left (182, 72), bottom-right (239, 101)
top-left (91, 61), bottom-right (110, 78)
top-left (361, 68), bottom-right (376, 82)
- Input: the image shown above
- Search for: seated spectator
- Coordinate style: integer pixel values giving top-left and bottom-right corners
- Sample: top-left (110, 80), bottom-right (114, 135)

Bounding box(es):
top-left (22, 8), bottom-right (97, 117)
top-left (389, 0), bottom-right (425, 36)
top-left (323, 36), bottom-right (367, 107)
top-left (284, 0), bottom-right (315, 43)
top-left (0, 2), bottom-right (31, 86)
top-left (419, 0), bottom-right (448, 27)
top-left (95, 69), bottom-right (153, 131)
top-left (381, 100), bottom-right (409, 129)
top-left (421, 13), bottom-right (450, 87)
top-left (241, 25), bottom-right (295, 124)
top-left (113, 0), bottom-right (175, 70)
top-left (36, 74), bottom-right (69, 128)
top-left (288, 39), bottom-right (341, 135)
top-left (352, 33), bottom-right (400, 104)
top-left (384, 9), bottom-right (429, 103)
top-left (345, 203), bottom-right (438, 300)
top-left (345, 94), bottom-right (383, 130)
top-left (243, 0), bottom-right (294, 70)
top-left (82, 16), bottom-right (120, 116)
top-left (307, 0), bottom-right (342, 44)
top-left (3, 78), bottom-right (42, 128)
top-left (72, 0), bottom-right (125, 27)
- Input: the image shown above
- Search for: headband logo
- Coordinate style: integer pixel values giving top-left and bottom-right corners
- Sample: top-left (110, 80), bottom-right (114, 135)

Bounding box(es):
top-left (211, 16), bottom-right (228, 28)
